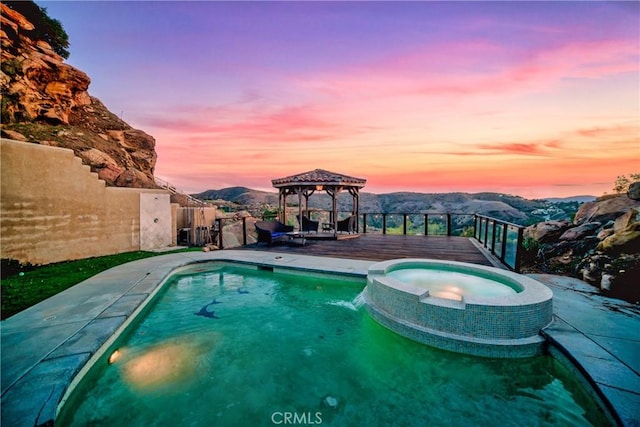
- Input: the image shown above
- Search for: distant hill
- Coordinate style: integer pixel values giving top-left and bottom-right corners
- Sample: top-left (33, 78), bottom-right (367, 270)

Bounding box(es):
top-left (193, 187), bottom-right (279, 205)
top-left (544, 195), bottom-right (596, 203)
top-left (193, 187), bottom-right (578, 225)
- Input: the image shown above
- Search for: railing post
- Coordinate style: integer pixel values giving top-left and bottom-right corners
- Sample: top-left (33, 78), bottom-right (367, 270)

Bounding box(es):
top-left (447, 213), bottom-right (452, 236)
top-left (242, 216), bottom-right (247, 246)
top-left (216, 218), bottom-right (224, 249)
top-left (501, 223), bottom-right (508, 263)
top-left (403, 214), bottom-right (408, 235)
top-left (382, 214), bottom-right (387, 235)
top-left (424, 214), bottom-right (428, 236)
top-left (470, 214), bottom-right (525, 272)
top-left (473, 215), bottom-right (477, 239)
top-left (483, 217), bottom-right (489, 247)
top-left (491, 220), bottom-right (497, 255)
top-left (362, 213), bottom-right (367, 234)
top-left (514, 227), bottom-right (524, 273)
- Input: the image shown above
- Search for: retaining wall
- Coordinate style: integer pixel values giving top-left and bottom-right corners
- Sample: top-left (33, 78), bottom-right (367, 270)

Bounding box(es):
top-left (1, 138), bottom-right (171, 265)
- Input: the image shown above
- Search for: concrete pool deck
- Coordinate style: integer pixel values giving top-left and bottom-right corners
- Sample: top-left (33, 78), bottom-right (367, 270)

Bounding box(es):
top-left (1, 251), bottom-right (638, 426)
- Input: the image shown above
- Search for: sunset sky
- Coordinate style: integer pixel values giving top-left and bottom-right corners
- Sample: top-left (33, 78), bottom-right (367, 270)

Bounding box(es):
top-left (40, 1), bottom-right (639, 198)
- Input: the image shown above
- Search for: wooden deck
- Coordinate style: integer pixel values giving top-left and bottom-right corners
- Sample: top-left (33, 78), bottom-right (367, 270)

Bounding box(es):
top-left (238, 234), bottom-right (496, 266)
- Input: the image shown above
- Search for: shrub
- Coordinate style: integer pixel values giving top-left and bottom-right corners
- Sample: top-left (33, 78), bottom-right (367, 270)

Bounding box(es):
top-left (613, 173), bottom-right (640, 194)
top-left (0, 58), bottom-right (22, 76)
top-left (520, 236), bottom-right (540, 265)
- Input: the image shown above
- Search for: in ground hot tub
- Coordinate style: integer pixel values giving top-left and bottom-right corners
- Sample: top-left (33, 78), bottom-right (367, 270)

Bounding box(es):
top-left (364, 259), bottom-right (553, 358)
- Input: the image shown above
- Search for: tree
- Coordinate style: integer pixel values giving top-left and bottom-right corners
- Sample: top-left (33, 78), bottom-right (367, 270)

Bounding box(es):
top-left (4, 1), bottom-right (70, 59)
top-left (613, 173), bottom-right (640, 193)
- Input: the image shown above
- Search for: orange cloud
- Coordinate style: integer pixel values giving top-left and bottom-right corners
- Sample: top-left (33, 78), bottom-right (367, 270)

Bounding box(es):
top-left (474, 140), bottom-right (561, 156)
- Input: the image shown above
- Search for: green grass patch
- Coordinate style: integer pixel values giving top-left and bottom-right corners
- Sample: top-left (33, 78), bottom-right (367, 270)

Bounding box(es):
top-left (1, 248), bottom-right (200, 320)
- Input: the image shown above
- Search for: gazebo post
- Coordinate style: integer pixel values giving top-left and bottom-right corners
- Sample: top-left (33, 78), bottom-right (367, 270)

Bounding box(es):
top-left (297, 187), bottom-right (303, 232)
top-left (348, 187), bottom-right (360, 232)
top-left (303, 190), bottom-right (312, 219)
top-left (332, 187), bottom-right (340, 235)
top-left (280, 189), bottom-right (291, 224)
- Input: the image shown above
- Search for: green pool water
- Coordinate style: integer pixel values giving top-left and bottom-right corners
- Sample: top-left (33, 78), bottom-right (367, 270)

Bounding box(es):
top-left (60, 264), bottom-right (608, 426)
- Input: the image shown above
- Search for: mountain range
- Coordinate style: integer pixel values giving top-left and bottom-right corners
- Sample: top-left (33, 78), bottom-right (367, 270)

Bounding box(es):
top-left (193, 187), bottom-right (591, 225)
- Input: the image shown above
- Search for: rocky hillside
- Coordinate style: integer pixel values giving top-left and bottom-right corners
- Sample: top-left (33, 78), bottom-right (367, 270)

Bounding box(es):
top-left (522, 183), bottom-right (640, 303)
top-left (0, 2), bottom-right (158, 188)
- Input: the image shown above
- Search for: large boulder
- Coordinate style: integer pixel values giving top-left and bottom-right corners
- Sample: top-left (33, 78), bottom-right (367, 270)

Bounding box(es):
top-left (574, 194), bottom-right (640, 225)
top-left (614, 208), bottom-right (640, 232)
top-left (559, 222), bottom-right (601, 241)
top-left (0, 129), bottom-right (27, 141)
top-left (114, 169), bottom-right (156, 188)
top-left (597, 221), bottom-right (640, 255)
top-left (628, 182), bottom-right (640, 201)
top-left (77, 148), bottom-right (124, 183)
top-left (524, 220), bottom-right (570, 243)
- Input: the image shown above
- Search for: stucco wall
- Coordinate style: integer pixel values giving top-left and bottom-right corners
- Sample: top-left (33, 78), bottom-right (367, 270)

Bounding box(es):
top-left (1, 139), bottom-right (171, 265)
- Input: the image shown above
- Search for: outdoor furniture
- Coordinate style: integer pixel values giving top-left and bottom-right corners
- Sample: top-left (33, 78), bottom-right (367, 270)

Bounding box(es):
top-left (286, 232), bottom-right (306, 246)
top-left (255, 220), bottom-right (294, 245)
top-left (296, 214), bottom-right (319, 233)
top-left (337, 215), bottom-right (356, 233)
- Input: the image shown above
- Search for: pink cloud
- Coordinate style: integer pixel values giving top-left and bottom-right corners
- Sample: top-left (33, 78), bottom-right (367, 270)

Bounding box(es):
top-left (474, 141), bottom-right (560, 156)
top-left (294, 38), bottom-right (639, 101)
top-left (140, 104), bottom-right (348, 142)
top-left (575, 124), bottom-right (640, 139)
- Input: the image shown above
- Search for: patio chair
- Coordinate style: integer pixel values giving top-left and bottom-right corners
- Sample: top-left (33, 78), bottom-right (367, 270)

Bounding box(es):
top-left (296, 214), bottom-right (319, 233)
top-left (337, 215), bottom-right (355, 234)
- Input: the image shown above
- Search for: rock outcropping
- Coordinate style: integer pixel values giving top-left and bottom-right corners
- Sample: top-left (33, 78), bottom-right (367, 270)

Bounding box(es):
top-left (0, 2), bottom-right (157, 188)
top-left (523, 188), bottom-right (640, 303)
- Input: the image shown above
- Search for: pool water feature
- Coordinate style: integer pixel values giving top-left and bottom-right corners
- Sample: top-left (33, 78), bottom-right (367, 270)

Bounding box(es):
top-left (58, 263), bottom-right (607, 426)
top-left (365, 259), bottom-right (554, 358)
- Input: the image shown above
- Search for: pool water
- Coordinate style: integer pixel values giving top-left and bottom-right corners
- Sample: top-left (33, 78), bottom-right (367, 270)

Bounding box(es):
top-left (60, 265), bottom-right (608, 426)
top-left (388, 268), bottom-right (518, 300)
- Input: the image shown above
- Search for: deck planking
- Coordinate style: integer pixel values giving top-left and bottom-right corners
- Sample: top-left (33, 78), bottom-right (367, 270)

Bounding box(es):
top-left (237, 234), bottom-right (495, 266)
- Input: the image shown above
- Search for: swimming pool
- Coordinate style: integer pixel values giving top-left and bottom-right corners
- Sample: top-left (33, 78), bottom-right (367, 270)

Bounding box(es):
top-left (58, 263), bottom-right (608, 426)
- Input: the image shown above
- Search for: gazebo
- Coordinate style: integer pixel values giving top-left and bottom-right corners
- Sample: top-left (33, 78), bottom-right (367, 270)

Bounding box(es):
top-left (271, 169), bottom-right (366, 235)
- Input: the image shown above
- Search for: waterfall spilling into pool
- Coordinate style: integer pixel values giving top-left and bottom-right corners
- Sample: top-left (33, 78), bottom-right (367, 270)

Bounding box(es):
top-left (363, 259), bottom-right (553, 358)
top-left (352, 291), bottom-right (367, 309)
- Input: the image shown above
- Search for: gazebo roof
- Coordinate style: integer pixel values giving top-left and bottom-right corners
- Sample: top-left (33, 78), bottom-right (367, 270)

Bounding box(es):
top-left (271, 169), bottom-right (366, 189)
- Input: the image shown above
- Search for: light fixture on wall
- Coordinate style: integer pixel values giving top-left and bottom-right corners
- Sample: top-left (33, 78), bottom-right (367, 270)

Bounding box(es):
top-left (316, 185), bottom-right (323, 191)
